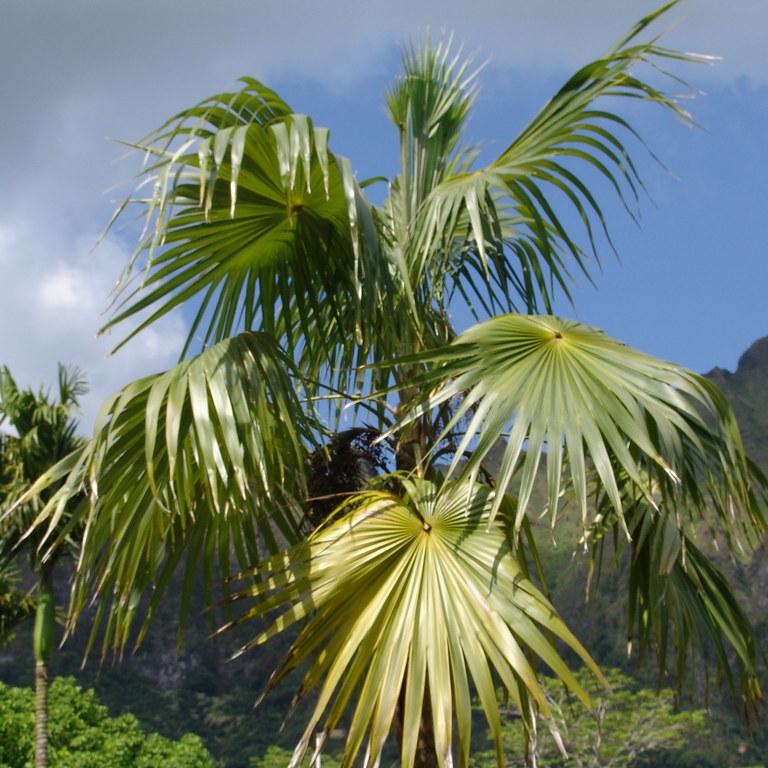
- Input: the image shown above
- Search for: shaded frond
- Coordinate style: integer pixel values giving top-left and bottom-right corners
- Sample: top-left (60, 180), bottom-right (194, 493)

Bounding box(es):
top-left (14, 333), bottom-right (315, 657)
top-left (589, 479), bottom-right (764, 716)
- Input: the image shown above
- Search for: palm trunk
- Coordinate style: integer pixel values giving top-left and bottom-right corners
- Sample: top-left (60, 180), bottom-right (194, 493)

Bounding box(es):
top-left (413, 683), bottom-right (439, 768)
top-left (33, 564), bottom-right (55, 768)
top-left (393, 679), bottom-right (439, 768)
top-left (34, 659), bottom-right (49, 768)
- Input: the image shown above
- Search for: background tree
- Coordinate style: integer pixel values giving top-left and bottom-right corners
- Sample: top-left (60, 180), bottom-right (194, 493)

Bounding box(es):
top-left (0, 365), bottom-right (86, 768)
top-left (0, 437), bottom-right (36, 645)
top-left (470, 669), bottom-right (707, 768)
top-left (0, 677), bottom-right (214, 768)
top-left (19, 3), bottom-right (767, 767)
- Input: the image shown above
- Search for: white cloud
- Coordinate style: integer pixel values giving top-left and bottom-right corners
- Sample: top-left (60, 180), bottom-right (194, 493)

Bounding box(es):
top-left (38, 269), bottom-right (84, 312)
top-left (0, 220), bottom-right (186, 434)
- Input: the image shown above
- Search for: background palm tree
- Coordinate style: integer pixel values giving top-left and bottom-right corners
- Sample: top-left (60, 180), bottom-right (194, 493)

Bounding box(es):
top-left (18, 3), bottom-right (767, 766)
top-left (0, 364), bottom-right (86, 768)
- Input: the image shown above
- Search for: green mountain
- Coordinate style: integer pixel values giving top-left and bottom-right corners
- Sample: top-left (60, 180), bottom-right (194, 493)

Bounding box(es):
top-left (711, 337), bottom-right (768, 655)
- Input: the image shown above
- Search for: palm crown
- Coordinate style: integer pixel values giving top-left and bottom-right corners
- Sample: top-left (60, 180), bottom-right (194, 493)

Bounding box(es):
top-left (21, 3), bottom-right (767, 766)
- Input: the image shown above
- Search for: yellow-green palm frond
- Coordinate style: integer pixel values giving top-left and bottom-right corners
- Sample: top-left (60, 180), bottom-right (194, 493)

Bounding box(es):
top-left (395, 314), bottom-right (766, 545)
top-left (225, 478), bottom-right (602, 768)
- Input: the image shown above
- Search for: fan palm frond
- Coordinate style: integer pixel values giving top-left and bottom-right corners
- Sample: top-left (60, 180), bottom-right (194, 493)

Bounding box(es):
top-left (395, 314), bottom-right (765, 543)
top-left (224, 477), bottom-right (602, 768)
top-left (10, 332), bottom-right (316, 656)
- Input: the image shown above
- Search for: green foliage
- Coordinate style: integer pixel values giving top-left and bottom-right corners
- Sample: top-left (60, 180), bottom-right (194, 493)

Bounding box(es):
top-left (0, 558), bottom-right (35, 646)
top-left (0, 677), bottom-right (214, 768)
top-left (471, 669), bottom-right (706, 768)
top-left (0, 364), bottom-right (86, 506)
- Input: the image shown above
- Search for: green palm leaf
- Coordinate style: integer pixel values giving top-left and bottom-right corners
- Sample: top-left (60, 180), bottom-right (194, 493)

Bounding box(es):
top-left (385, 34), bottom-right (478, 243)
top-left (224, 477), bottom-right (602, 768)
top-left (408, 1), bottom-right (712, 316)
top-left (588, 474), bottom-right (765, 714)
top-left (16, 332), bottom-right (315, 657)
top-left (395, 314), bottom-right (765, 540)
top-left (103, 81), bottom-right (395, 401)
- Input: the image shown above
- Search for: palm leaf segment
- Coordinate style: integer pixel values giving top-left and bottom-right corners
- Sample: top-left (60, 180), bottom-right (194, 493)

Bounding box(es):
top-left (589, 473), bottom-right (765, 714)
top-left (230, 478), bottom-right (601, 768)
top-left (401, 314), bottom-right (766, 543)
top-left (400, 2), bottom-right (709, 320)
top-left (105, 78), bottom-right (393, 398)
top-left (22, 332), bottom-right (315, 656)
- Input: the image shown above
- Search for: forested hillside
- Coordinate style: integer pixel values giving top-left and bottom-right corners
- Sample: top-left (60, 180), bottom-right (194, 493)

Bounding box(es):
top-left (2, 336), bottom-right (767, 766)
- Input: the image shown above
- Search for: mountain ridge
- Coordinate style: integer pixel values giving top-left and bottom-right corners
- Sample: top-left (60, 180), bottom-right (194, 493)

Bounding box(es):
top-left (706, 334), bottom-right (768, 469)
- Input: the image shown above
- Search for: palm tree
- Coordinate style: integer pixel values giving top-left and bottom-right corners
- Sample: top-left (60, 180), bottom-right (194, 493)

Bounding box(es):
top-left (0, 364), bottom-right (87, 768)
top-left (19, 3), bottom-right (767, 766)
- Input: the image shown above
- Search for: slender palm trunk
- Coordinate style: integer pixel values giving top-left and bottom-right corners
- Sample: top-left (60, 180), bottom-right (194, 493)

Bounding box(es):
top-left (413, 682), bottom-right (439, 768)
top-left (34, 660), bottom-right (49, 768)
top-left (33, 564), bottom-right (55, 768)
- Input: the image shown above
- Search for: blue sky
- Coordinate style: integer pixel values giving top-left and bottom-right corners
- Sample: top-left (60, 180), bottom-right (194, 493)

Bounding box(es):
top-left (1, 0), bottom-right (766, 428)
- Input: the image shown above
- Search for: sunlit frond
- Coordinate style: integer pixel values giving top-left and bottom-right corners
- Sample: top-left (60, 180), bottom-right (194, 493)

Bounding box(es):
top-left (395, 314), bottom-right (766, 541)
top-left (224, 478), bottom-right (602, 768)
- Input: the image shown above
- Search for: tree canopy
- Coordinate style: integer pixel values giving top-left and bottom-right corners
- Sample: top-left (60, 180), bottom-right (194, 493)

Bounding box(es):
top-left (0, 677), bottom-right (214, 768)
